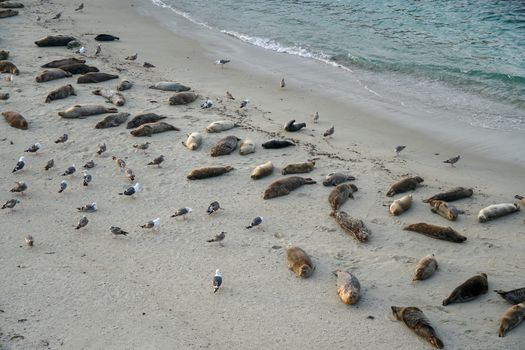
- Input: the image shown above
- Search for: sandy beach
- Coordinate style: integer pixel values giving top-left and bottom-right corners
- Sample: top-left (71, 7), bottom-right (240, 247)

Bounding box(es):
top-left (1, 1), bottom-right (524, 349)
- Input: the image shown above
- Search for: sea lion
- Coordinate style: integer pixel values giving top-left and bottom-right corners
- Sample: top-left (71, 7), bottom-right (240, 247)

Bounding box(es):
top-left (149, 82), bottom-right (191, 92)
top-left (45, 84), bottom-right (76, 103)
top-left (286, 246), bottom-right (314, 278)
top-left (0, 9), bottom-right (18, 18)
top-left (187, 166), bottom-right (234, 180)
top-left (282, 161), bottom-right (315, 175)
top-left (92, 89), bottom-right (125, 106)
top-left (442, 273), bottom-right (488, 306)
top-left (117, 79), bottom-right (133, 91)
top-left (413, 254), bottom-right (438, 281)
top-left (35, 69), bottom-right (72, 82)
top-left (386, 176), bottom-right (424, 197)
top-left (0, 60), bottom-right (19, 75)
top-left (130, 122), bottom-right (179, 137)
top-left (0, 2), bottom-right (24, 8)
top-left (0, 50), bottom-right (9, 60)
top-left (182, 132), bottom-right (202, 150)
top-left (2, 111), bottom-right (27, 129)
top-left (499, 303), bottom-right (525, 337)
top-left (328, 183), bottom-right (358, 212)
top-left (57, 63), bottom-right (99, 75)
top-left (35, 35), bottom-right (76, 47)
top-left (210, 136), bottom-right (240, 156)
top-left (261, 139), bottom-right (295, 149)
top-left (334, 270), bottom-right (360, 305)
top-left (478, 203), bottom-right (520, 223)
top-left (391, 306), bottom-right (444, 349)
top-left (322, 173), bottom-right (356, 186)
top-left (330, 210), bottom-right (370, 242)
top-left (77, 72), bottom-right (118, 84)
top-left (423, 187), bottom-right (473, 203)
top-left (41, 57), bottom-right (85, 68)
top-left (263, 176), bottom-right (316, 199)
top-left (168, 92), bottom-right (198, 105)
top-left (429, 200), bottom-right (462, 221)
top-left (495, 288), bottom-right (525, 305)
top-left (95, 34), bottom-right (120, 41)
top-left (284, 119), bottom-right (306, 132)
top-left (389, 194), bottom-right (413, 216)
top-left (95, 112), bottom-right (130, 129)
top-left (58, 104), bottom-right (117, 118)
top-left (403, 223), bottom-right (466, 243)
top-left (251, 161), bottom-right (274, 180)
top-left (126, 113), bottom-right (166, 129)
top-left (206, 120), bottom-right (237, 133)
top-left (239, 138), bottom-right (255, 155)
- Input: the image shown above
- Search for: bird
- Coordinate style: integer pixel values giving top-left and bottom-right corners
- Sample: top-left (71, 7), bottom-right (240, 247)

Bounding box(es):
top-left (443, 155), bottom-right (460, 166)
top-left (280, 78), bottom-right (286, 88)
top-left (96, 143), bottom-right (106, 155)
top-left (110, 226), bottom-right (128, 236)
top-left (125, 53), bottom-right (138, 61)
top-left (95, 44), bottom-right (101, 56)
top-left (133, 142), bottom-right (150, 151)
top-left (119, 183), bottom-right (140, 196)
top-left (200, 99), bottom-right (213, 109)
top-left (10, 181), bottom-right (27, 194)
top-left (55, 134), bottom-right (68, 144)
top-left (171, 207), bottom-right (192, 219)
top-left (51, 12), bottom-right (62, 20)
top-left (140, 217), bottom-right (160, 230)
top-left (75, 3), bottom-right (84, 11)
top-left (213, 269), bottom-right (222, 293)
top-left (323, 125), bottom-right (335, 137)
top-left (25, 235), bottom-right (34, 247)
top-left (78, 46), bottom-right (86, 55)
top-left (58, 180), bottom-right (68, 193)
top-left (45, 159), bottom-right (55, 171)
top-left (207, 201), bottom-right (222, 214)
top-left (75, 216), bottom-right (88, 230)
top-left (147, 155), bottom-right (164, 167)
top-left (312, 112), bottom-right (319, 124)
top-left (82, 171), bottom-right (92, 186)
top-left (83, 160), bottom-right (95, 169)
top-left (112, 156), bottom-right (126, 170)
top-left (77, 202), bottom-right (97, 212)
top-left (124, 168), bottom-right (135, 181)
top-left (225, 91), bottom-right (235, 100)
top-left (215, 59), bottom-right (230, 67)
top-left (240, 99), bottom-right (249, 108)
top-left (2, 199), bottom-right (20, 210)
top-left (62, 164), bottom-right (76, 176)
top-left (12, 157), bottom-right (26, 173)
top-left (246, 216), bottom-right (263, 229)
top-left (24, 143), bottom-right (42, 153)
top-left (143, 62), bottom-right (155, 68)
top-left (207, 231), bottom-right (226, 243)
top-left (395, 145), bottom-right (406, 156)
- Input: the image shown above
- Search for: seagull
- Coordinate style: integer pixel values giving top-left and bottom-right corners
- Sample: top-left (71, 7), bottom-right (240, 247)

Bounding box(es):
top-left (25, 235), bottom-right (34, 247)
top-left (124, 168), bottom-right (135, 181)
top-left (133, 142), bottom-right (150, 151)
top-left (147, 155), bottom-right (164, 167)
top-left (75, 216), bottom-right (88, 230)
top-left (95, 44), bottom-right (101, 56)
top-left (225, 91), bottom-right (235, 100)
top-left (58, 180), bottom-right (68, 193)
top-left (119, 183), bottom-right (140, 196)
top-left (75, 3), bottom-right (84, 11)
top-left (96, 143), bottom-right (106, 155)
top-left (323, 125), bottom-right (335, 137)
top-left (2, 199), bottom-right (20, 210)
top-left (83, 160), bottom-right (95, 169)
top-left (207, 231), bottom-right (226, 243)
top-left (24, 143), bottom-right (42, 153)
top-left (143, 62), bottom-right (155, 68)
top-left (45, 159), bottom-right (55, 171)
top-left (82, 171), bottom-right (92, 186)
top-left (55, 134), bottom-right (68, 143)
top-left (207, 201), bottom-right (222, 214)
top-left (110, 226), bottom-right (128, 236)
top-left (77, 202), bottom-right (97, 212)
top-left (171, 207), bottom-right (192, 219)
top-left (215, 59), bottom-right (230, 68)
top-left (78, 47), bottom-right (86, 55)
top-left (125, 53), bottom-right (138, 61)
top-left (12, 157), bottom-right (26, 173)
top-left (280, 78), bottom-right (286, 88)
top-left (140, 217), bottom-right (160, 230)
top-left (200, 99), bottom-right (213, 109)
top-left (246, 216), bottom-right (263, 229)
top-left (62, 164), bottom-right (76, 176)
top-left (112, 156), bottom-right (126, 170)
top-left (312, 112), bottom-right (319, 124)
top-left (51, 12), bottom-right (62, 20)
top-left (395, 145), bottom-right (406, 156)
top-left (240, 99), bottom-right (249, 108)
top-left (10, 181), bottom-right (27, 194)
top-left (443, 155), bottom-right (460, 166)
top-left (213, 269), bottom-right (222, 293)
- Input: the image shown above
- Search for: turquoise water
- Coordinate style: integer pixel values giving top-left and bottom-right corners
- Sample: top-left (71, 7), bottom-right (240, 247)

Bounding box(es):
top-left (151, 0), bottom-right (525, 130)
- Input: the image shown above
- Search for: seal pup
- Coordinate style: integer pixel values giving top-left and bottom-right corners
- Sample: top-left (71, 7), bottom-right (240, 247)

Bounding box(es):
top-left (125, 53), bottom-right (137, 61)
top-left (140, 218), bottom-right (160, 230)
top-left (251, 161), bottom-right (273, 180)
top-left (386, 176), bottom-right (424, 197)
top-left (2, 199), bottom-right (19, 210)
top-left (126, 113), bottom-right (166, 129)
top-left (330, 211), bottom-right (370, 242)
top-left (263, 176), bottom-right (316, 199)
top-left (92, 89), bottom-right (125, 106)
top-left (403, 223), bottom-right (466, 243)
top-left (213, 270), bottom-right (222, 293)
top-left (83, 160), bottom-right (95, 168)
top-left (77, 72), bottom-right (119, 84)
top-left (110, 226), bottom-right (128, 236)
top-left (45, 84), bottom-right (76, 103)
top-left (413, 254), bottom-right (438, 281)
top-left (284, 120), bottom-right (306, 132)
top-left (389, 195), bottom-right (413, 216)
top-left (55, 134), bottom-right (68, 143)
top-left (286, 246), bottom-right (314, 278)
top-left (119, 183), bottom-right (140, 197)
top-left (117, 79), bottom-right (133, 91)
top-left (207, 201), bottom-right (222, 214)
top-left (147, 155), bottom-right (164, 167)
top-left (168, 92), bottom-right (198, 105)
top-left (246, 216), bottom-right (263, 229)
top-left (95, 34), bottom-right (120, 41)
top-left (182, 132), bottom-right (202, 150)
top-left (478, 203), bottom-right (520, 223)
top-left (423, 187), bottom-right (473, 203)
top-left (58, 180), bottom-right (67, 193)
top-left (206, 120), bottom-right (237, 133)
top-left (130, 122), bottom-right (179, 137)
top-left (442, 273), bottom-right (488, 306)
top-left (429, 200), bottom-right (462, 221)
top-left (149, 82), bottom-right (191, 92)
top-left (10, 181), bottom-right (27, 194)
top-left (391, 306), bottom-right (444, 349)
top-left (62, 165), bottom-right (76, 176)
top-left (124, 168), bottom-right (135, 181)
top-left (96, 143), bottom-right (107, 155)
top-left (282, 161), bottom-right (315, 175)
top-left (498, 303), bottom-right (525, 337)
top-left (262, 139), bottom-right (295, 149)
top-left (312, 111), bottom-right (319, 123)
top-left (443, 155), bottom-right (460, 166)
top-left (24, 143), bottom-right (42, 153)
top-left (82, 171), bottom-right (92, 186)
top-left (77, 202), bottom-right (97, 212)
top-left (187, 166), bottom-right (234, 180)
top-left (323, 125), bottom-right (335, 137)
top-left (95, 113), bottom-right (130, 128)
top-left (329, 183), bottom-right (358, 212)
top-left (75, 216), bottom-right (88, 229)
top-left (25, 235), bottom-right (33, 247)
top-left (0, 60), bottom-right (19, 75)
top-left (495, 288), bottom-right (525, 305)
top-left (45, 159), bottom-right (54, 171)
top-left (334, 270), bottom-right (361, 305)
top-left (395, 145), bottom-right (406, 156)
top-left (210, 136), bottom-right (240, 156)
top-left (280, 78), bottom-right (286, 88)
top-left (112, 156), bottom-right (126, 170)
top-left (207, 232), bottom-right (226, 243)
top-left (3, 111), bottom-right (28, 130)
top-left (35, 69), bottom-right (72, 82)
top-left (171, 207), bottom-right (192, 219)
top-left (322, 173), bottom-right (355, 186)
top-left (12, 156), bottom-right (26, 173)
top-left (59, 104), bottom-right (118, 118)
top-left (239, 138), bottom-right (255, 155)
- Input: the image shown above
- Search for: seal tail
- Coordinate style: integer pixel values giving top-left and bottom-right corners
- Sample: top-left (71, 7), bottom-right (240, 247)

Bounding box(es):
top-left (494, 290), bottom-right (506, 297)
top-left (429, 336), bottom-right (444, 349)
top-left (245, 225), bottom-right (252, 229)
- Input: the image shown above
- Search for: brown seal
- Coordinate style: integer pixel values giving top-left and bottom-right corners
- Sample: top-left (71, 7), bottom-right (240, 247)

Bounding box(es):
top-left (499, 303), bottom-right (525, 337)
top-left (334, 270), bottom-right (360, 305)
top-left (58, 104), bottom-right (117, 118)
top-left (322, 173), bottom-right (356, 186)
top-left (413, 254), bottom-right (438, 281)
top-left (0, 92), bottom-right (9, 100)
top-left (77, 72), bottom-right (118, 84)
top-left (495, 287), bottom-right (525, 305)
top-left (35, 68), bottom-right (72, 82)
top-left (168, 92), bottom-right (198, 105)
top-left (210, 135), bottom-right (240, 156)
top-left (478, 203), bottom-right (520, 223)
top-left (45, 84), bottom-right (76, 103)
top-left (423, 187), bottom-right (473, 203)
top-left (442, 273), bottom-right (488, 306)
top-left (35, 35), bottom-right (77, 47)
top-left (328, 183), bottom-right (358, 212)
top-left (0, 60), bottom-right (19, 75)
top-left (286, 246), bottom-right (314, 278)
top-left (331, 210), bottom-right (370, 242)
top-left (187, 166), bottom-right (234, 180)
top-left (41, 57), bottom-right (85, 68)
top-left (391, 306), bottom-right (444, 349)
top-left (126, 113), bottom-right (166, 129)
top-left (57, 63), bottom-right (99, 75)
top-left (428, 200), bottom-right (462, 221)
top-left (281, 161), bottom-right (315, 175)
top-left (92, 89), bottom-right (125, 106)
top-left (389, 195), bottom-right (413, 216)
top-left (130, 122), bottom-right (179, 137)
top-left (386, 176), bottom-right (424, 197)
top-left (403, 223), bottom-right (466, 243)
top-left (95, 113), bottom-right (130, 129)
top-left (263, 176), bottom-right (316, 199)
top-left (0, 50), bottom-right (9, 60)
top-left (2, 111), bottom-right (27, 130)
top-left (251, 161), bottom-right (274, 180)
top-left (0, 9), bottom-right (18, 18)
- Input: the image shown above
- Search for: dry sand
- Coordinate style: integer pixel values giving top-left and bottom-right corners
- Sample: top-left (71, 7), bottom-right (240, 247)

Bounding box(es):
top-left (1, 1), bottom-right (524, 349)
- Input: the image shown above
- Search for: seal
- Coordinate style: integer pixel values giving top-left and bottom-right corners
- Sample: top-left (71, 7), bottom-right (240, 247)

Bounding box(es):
top-left (77, 72), bottom-right (118, 84)
top-left (210, 135), bottom-right (240, 156)
top-left (478, 203), bottom-right (520, 223)
top-left (0, 92), bottom-right (9, 100)
top-left (95, 112), bottom-right (130, 129)
top-left (45, 84), bottom-right (76, 103)
top-left (403, 223), bottom-right (466, 243)
top-left (282, 161), bottom-right (315, 175)
top-left (286, 246), bottom-right (314, 278)
top-left (58, 104), bottom-right (118, 118)
top-left (328, 183), bottom-right (358, 212)
top-left (386, 176), bottom-right (424, 197)
top-left (126, 113), bottom-right (166, 129)
top-left (2, 111), bottom-right (28, 129)
top-left (442, 273), bottom-right (488, 306)
top-left (423, 187), bottom-right (474, 203)
top-left (389, 195), bottom-right (413, 216)
top-left (284, 119), bottom-right (306, 132)
top-left (0, 50), bottom-right (9, 60)
top-left (117, 79), bottom-right (133, 91)
top-left (413, 254), bottom-right (438, 281)
top-left (239, 138), bottom-right (255, 155)
top-left (0, 9), bottom-right (18, 18)
top-left (41, 57), bottom-right (85, 68)
top-left (187, 166), bottom-right (234, 180)
top-left (330, 210), bottom-right (370, 242)
top-left (322, 173), bottom-right (356, 186)
top-left (391, 306), bottom-right (444, 349)
top-left (263, 176), bottom-right (316, 199)
top-left (495, 287), bottom-right (525, 305)
top-left (57, 63), bottom-right (99, 75)
top-left (0, 60), bottom-right (19, 75)
top-left (428, 200), bottom-right (462, 221)
top-left (149, 82), bottom-right (191, 92)
top-left (168, 92), bottom-right (198, 105)
top-left (334, 270), bottom-right (360, 305)
top-left (35, 35), bottom-right (76, 47)
top-left (92, 89), bottom-right (125, 106)
top-left (130, 122), bottom-right (179, 137)
top-left (35, 68), bottom-right (72, 82)
top-left (0, 3), bottom-right (24, 8)
top-left (251, 161), bottom-right (274, 180)
top-left (206, 120), bottom-right (238, 133)
top-left (261, 139), bottom-right (295, 149)
top-left (182, 132), bottom-right (203, 150)
top-left (95, 34), bottom-right (119, 41)
top-left (499, 303), bottom-right (525, 337)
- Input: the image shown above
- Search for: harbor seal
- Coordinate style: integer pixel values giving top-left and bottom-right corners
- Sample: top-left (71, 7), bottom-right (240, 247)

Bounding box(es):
top-left (0, 9), bottom-right (18, 18)
top-left (251, 161), bottom-right (274, 180)
top-left (495, 287), bottom-right (525, 305)
top-left (386, 176), bottom-right (424, 197)
top-left (35, 35), bottom-right (76, 47)
top-left (206, 120), bottom-right (238, 133)
top-left (117, 79), bottom-right (133, 91)
top-left (423, 187), bottom-right (474, 203)
top-left (413, 254), bottom-right (438, 281)
top-left (35, 68), bottom-right (72, 82)
top-left (281, 161), bottom-right (315, 175)
top-left (95, 34), bottom-right (119, 41)
top-left (126, 113), bottom-right (166, 128)
top-left (262, 139), bottom-right (295, 149)
top-left (429, 200), bottom-right (462, 221)
top-left (57, 63), bottom-right (99, 74)
top-left (0, 50), bottom-right (9, 60)
top-left (403, 223), bottom-right (466, 243)
top-left (2, 111), bottom-right (27, 130)
top-left (322, 173), bottom-right (356, 186)
top-left (0, 60), bottom-right (19, 75)
top-left (334, 270), bottom-right (360, 305)
top-left (330, 210), bottom-right (370, 242)
top-left (0, 2), bottom-right (24, 8)
top-left (391, 306), bottom-right (444, 349)
top-left (499, 303), bottom-right (525, 337)
top-left (58, 104), bottom-right (117, 118)
top-left (263, 176), bottom-right (316, 199)
top-left (168, 92), bottom-right (198, 105)
top-left (286, 246), bottom-right (314, 278)
top-left (239, 138), bottom-right (255, 155)
top-left (0, 92), bottom-right (9, 100)
top-left (92, 89), bottom-right (125, 106)
top-left (284, 119), bottom-right (306, 132)
top-left (187, 166), bottom-right (234, 180)
top-left (442, 273), bottom-right (488, 306)
top-left (389, 195), bottom-right (413, 216)
top-left (149, 82), bottom-right (191, 92)
top-left (329, 183), bottom-right (358, 212)
top-left (77, 72), bottom-right (118, 84)
top-left (95, 112), bottom-right (130, 128)
top-left (130, 122), bottom-right (179, 137)
top-left (41, 57), bottom-right (85, 68)
top-left (45, 84), bottom-right (76, 103)
top-left (182, 132), bottom-right (202, 150)
top-left (210, 135), bottom-right (240, 156)
top-left (478, 203), bottom-right (520, 223)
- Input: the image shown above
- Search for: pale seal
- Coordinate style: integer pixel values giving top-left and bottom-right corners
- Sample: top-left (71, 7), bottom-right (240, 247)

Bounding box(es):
top-left (389, 195), bottom-right (413, 216)
top-left (206, 120), bottom-right (238, 133)
top-left (239, 138), bottom-right (255, 155)
top-left (478, 203), bottom-right (520, 223)
top-left (149, 82), bottom-right (190, 92)
top-left (251, 161), bottom-right (274, 180)
top-left (429, 200), bottom-right (463, 221)
top-left (182, 132), bottom-right (203, 150)
top-left (92, 89), bottom-right (125, 106)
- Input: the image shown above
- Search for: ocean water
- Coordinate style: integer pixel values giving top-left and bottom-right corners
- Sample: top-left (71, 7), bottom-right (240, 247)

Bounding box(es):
top-left (150, 0), bottom-right (525, 131)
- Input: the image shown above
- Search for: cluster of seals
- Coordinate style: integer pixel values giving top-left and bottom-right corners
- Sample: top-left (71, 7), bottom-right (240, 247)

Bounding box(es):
top-left (210, 136), bottom-right (239, 156)
top-left (251, 161), bottom-right (273, 180)
top-left (286, 246), bottom-right (314, 278)
top-left (130, 122), bottom-right (179, 137)
top-left (35, 68), bottom-right (72, 82)
top-left (149, 82), bottom-right (190, 92)
top-left (498, 303), bottom-right (525, 337)
top-left (322, 173), bottom-right (355, 186)
top-left (403, 223), bottom-right (466, 243)
top-left (495, 287), bottom-right (525, 304)
top-left (77, 72), bottom-right (118, 84)
top-left (429, 200), bottom-right (462, 221)
top-left (95, 34), bottom-right (120, 41)
top-left (413, 254), bottom-right (438, 281)
top-left (334, 270), bottom-right (360, 305)
top-left (239, 138), bottom-right (255, 155)
top-left (0, 60), bottom-right (19, 75)
top-left (58, 63), bottom-right (99, 75)
top-left (262, 139), bottom-right (295, 149)
top-left (95, 113), bottom-right (130, 129)
top-left (0, 9), bottom-right (18, 18)
top-left (206, 120), bottom-right (237, 133)
top-left (442, 273), bottom-right (488, 306)
top-left (45, 84), bottom-right (76, 103)
top-left (386, 176), bottom-right (424, 197)
top-left (41, 57), bottom-right (85, 68)
top-left (281, 161), bottom-right (315, 175)
top-left (117, 79), bottom-right (133, 91)
top-left (328, 183), bottom-right (358, 212)
top-left (478, 203), bottom-right (520, 223)
top-left (331, 210), bottom-right (370, 242)
top-left (126, 113), bottom-right (166, 129)
top-left (2, 111), bottom-right (27, 130)
top-left (187, 166), bottom-right (234, 180)
top-left (58, 104), bottom-right (118, 118)
top-left (35, 35), bottom-right (76, 47)
top-left (391, 306), bottom-right (444, 349)
top-left (168, 92), bottom-right (198, 105)
top-left (389, 194), bottom-right (413, 216)
top-left (284, 119), bottom-right (306, 132)
top-left (92, 89), bottom-right (125, 106)
top-left (423, 187), bottom-right (473, 203)
top-left (182, 132), bottom-right (203, 150)
top-left (263, 176), bottom-right (316, 199)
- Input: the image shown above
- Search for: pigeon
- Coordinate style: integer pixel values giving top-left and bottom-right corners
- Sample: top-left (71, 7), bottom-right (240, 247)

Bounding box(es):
top-left (213, 269), bottom-right (222, 293)
top-left (45, 159), bottom-right (55, 171)
top-left (133, 142), bottom-right (150, 151)
top-left (125, 53), bottom-right (138, 61)
top-left (62, 165), bottom-right (76, 176)
top-left (95, 44), bottom-right (101, 56)
top-left (323, 125), bottom-right (335, 137)
top-left (200, 99), bottom-right (213, 109)
top-left (24, 143), bottom-right (42, 153)
top-left (96, 143), bottom-right (106, 155)
top-left (25, 235), bottom-right (34, 247)
top-left (395, 145), bottom-right (406, 155)
top-left (140, 217), bottom-right (160, 230)
top-left (443, 155), bottom-right (460, 166)
top-left (82, 171), bottom-right (92, 186)
top-left (215, 59), bottom-right (230, 67)
top-left (147, 155), bottom-right (164, 167)
top-left (240, 99), bottom-right (249, 109)
top-left (119, 183), bottom-right (140, 196)
top-left (58, 180), bottom-right (68, 193)
top-left (171, 207), bottom-right (192, 219)
top-left (51, 12), bottom-right (62, 20)
top-left (55, 134), bottom-right (68, 144)
top-left (112, 156), bottom-right (126, 169)
top-left (280, 78), bottom-right (286, 88)
top-left (312, 112), bottom-right (319, 124)
top-left (110, 226), bottom-right (128, 236)
top-left (225, 91), bottom-right (235, 100)
top-left (75, 216), bottom-right (88, 229)
top-left (2, 199), bottom-right (20, 209)
top-left (10, 181), bottom-right (27, 194)
top-left (124, 168), bottom-right (135, 181)
top-left (143, 62), bottom-right (155, 68)
top-left (207, 201), bottom-right (222, 214)
top-left (75, 3), bottom-right (84, 11)
top-left (207, 231), bottom-right (226, 243)
top-left (246, 216), bottom-right (263, 229)
top-left (83, 160), bottom-right (95, 169)
top-left (77, 202), bottom-right (97, 212)
top-left (12, 157), bottom-right (26, 173)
